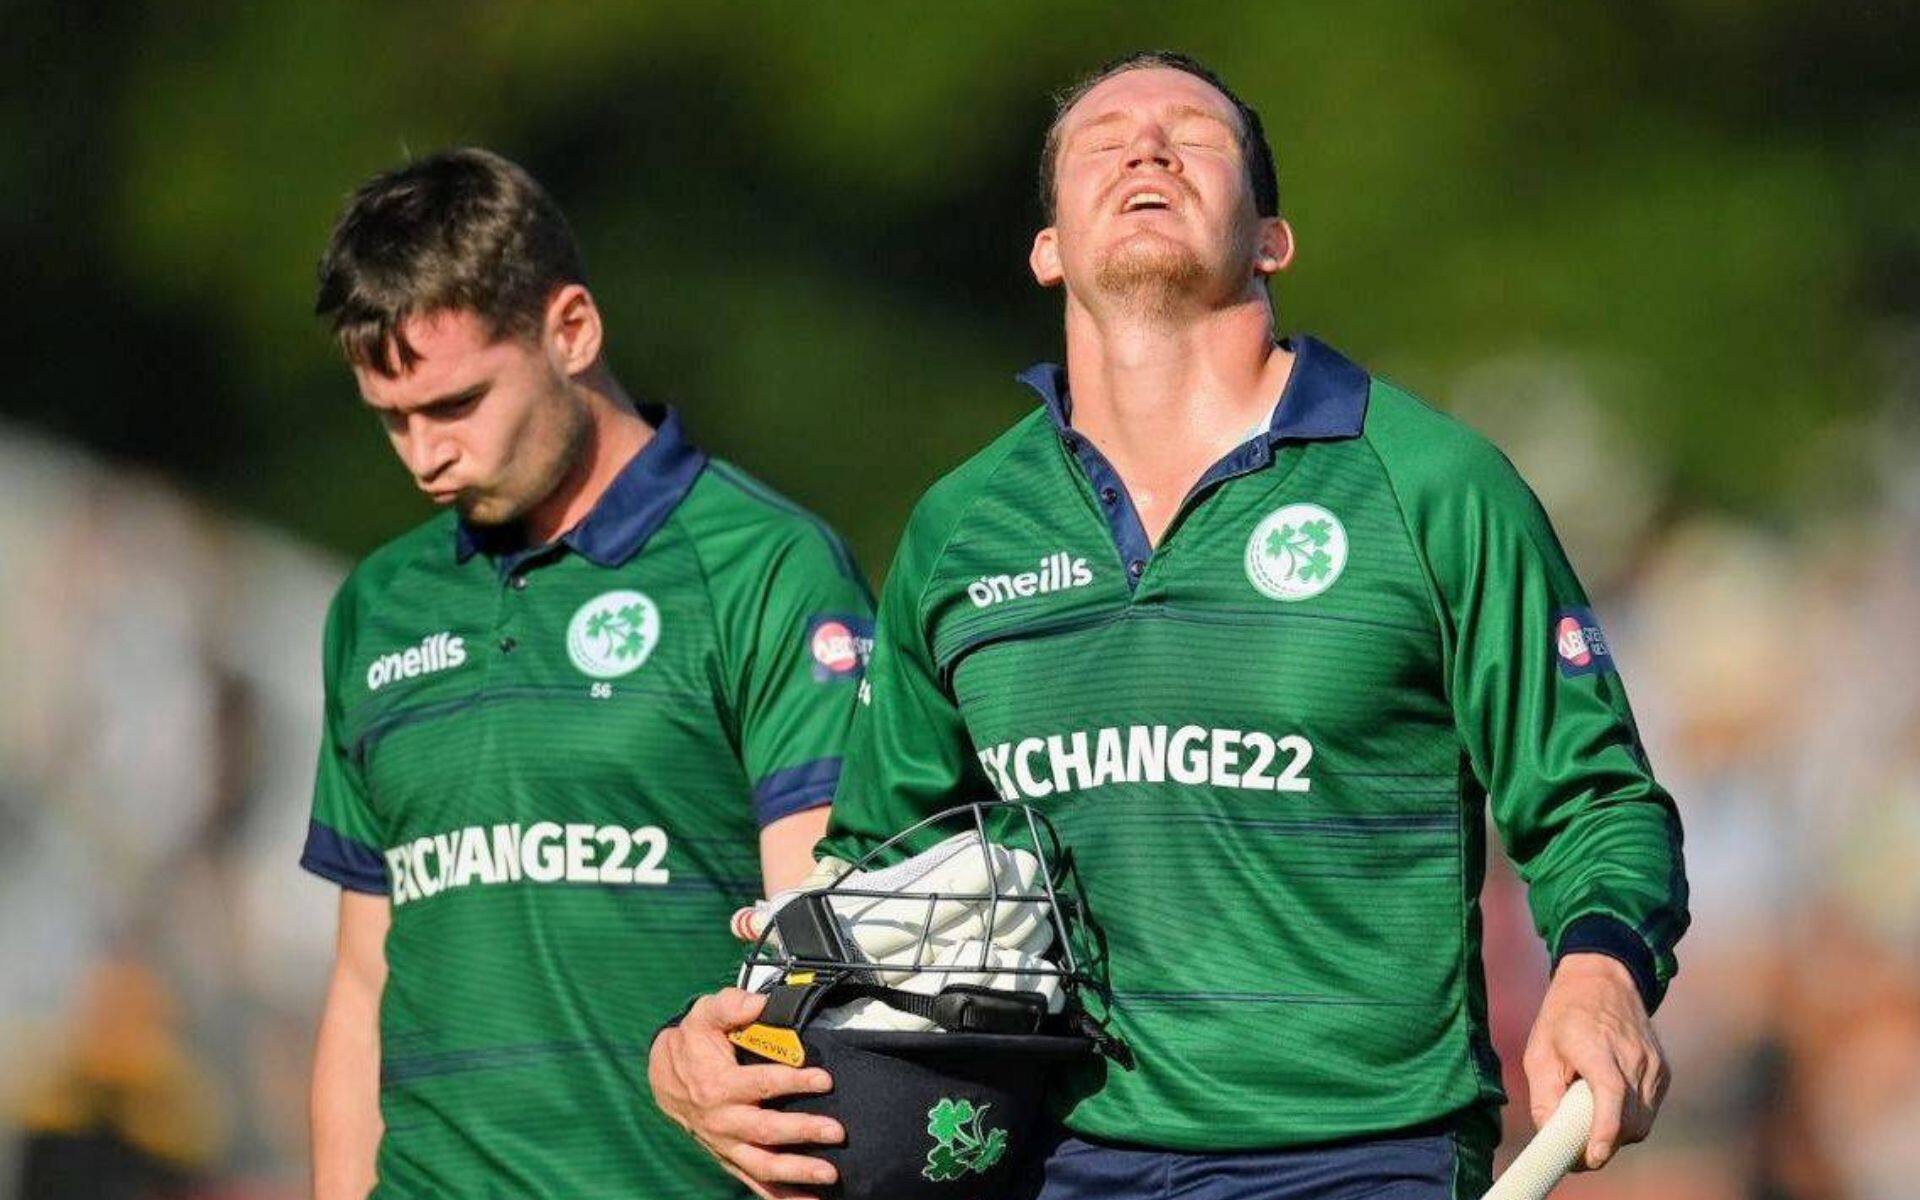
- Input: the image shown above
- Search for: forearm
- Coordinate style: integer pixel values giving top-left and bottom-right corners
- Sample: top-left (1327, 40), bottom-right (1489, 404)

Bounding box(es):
top-left (760, 806), bottom-right (834, 895)
top-left (311, 969), bottom-right (383, 1200)
top-left (1513, 775), bottom-right (1689, 1011)
top-left (313, 891), bottom-right (389, 1200)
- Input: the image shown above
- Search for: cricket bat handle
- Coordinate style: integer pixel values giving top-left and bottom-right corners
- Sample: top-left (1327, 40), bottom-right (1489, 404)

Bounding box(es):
top-left (1482, 1080), bottom-right (1595, 1200)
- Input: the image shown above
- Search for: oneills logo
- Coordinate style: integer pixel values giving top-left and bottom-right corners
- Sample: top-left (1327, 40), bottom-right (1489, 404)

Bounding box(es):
top-left (366, 632), bottom-right (467, 691)
top-left (965, 552), bottom-right (1094, 609)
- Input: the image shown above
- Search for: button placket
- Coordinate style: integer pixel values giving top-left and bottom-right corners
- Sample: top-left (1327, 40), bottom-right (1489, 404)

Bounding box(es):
top-left (491, 562), bottom-right (532, 672)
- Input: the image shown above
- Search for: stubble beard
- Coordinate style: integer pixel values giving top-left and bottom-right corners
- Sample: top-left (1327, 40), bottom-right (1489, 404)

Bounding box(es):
top-left (456, 387), bottom-right (593, 530)
top-left (1089, 200), bottom-right (1267, 321)
top-left (1092, 233), bottom-right (1209, 320)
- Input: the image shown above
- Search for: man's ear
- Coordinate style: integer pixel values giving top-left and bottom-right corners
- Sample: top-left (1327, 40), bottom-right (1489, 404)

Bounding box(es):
top-left (1254, 218), bottom-right (1296, 278)
top-left (1030, 227), bottom-right (1064, 288)
top-left (545, 283), bottom-right (603, 376)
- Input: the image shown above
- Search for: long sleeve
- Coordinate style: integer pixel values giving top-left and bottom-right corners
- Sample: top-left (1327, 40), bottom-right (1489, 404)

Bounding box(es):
top-left (1376, 407), bottom-right (1690, 1011)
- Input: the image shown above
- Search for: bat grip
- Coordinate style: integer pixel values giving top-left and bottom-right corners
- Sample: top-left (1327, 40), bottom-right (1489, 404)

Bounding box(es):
top-left (1482, 1079), bottom-right (1596, 1200)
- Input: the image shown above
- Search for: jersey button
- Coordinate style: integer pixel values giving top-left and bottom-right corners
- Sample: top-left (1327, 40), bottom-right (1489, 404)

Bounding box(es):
top-left (1127, 559), bottom-right (1145, 578)
top-left (498, 636), bottom-right (518, 653)
top-left (510, 574), bottom-right (529, 591)
top-left (1100, 486), bottom-right (1119, 505)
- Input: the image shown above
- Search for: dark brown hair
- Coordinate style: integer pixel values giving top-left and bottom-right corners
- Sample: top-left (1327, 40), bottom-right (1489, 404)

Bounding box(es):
top-left (1038, 51), bottom-right (1280, 223)
top-left (314, 147), bottom-right (587, 376)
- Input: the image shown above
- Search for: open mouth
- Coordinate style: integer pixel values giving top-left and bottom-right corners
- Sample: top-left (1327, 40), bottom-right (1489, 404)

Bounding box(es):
top-left (1121, 190), bottom-right (1172, 213)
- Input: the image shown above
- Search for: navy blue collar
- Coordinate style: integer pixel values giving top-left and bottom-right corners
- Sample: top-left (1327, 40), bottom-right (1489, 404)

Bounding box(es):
top-left (1016, 334), bottom-right (1370, 445)
top-left (454, 404), bottom-right (708, 569)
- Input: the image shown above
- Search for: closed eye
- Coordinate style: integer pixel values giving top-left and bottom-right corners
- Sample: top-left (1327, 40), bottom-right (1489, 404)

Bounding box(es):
top-left (369, 383), bottom-right (487, 432)
top-left (422, 393), bottom-right (481, 420)
top-left (415, 384), bottom-right (489, 421)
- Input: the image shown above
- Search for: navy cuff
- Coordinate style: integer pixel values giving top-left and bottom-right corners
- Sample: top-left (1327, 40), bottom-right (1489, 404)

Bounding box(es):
top-left (752, 758), bottom-right (842, 828)
top-left (299, 820), bottom-right (389, 895)
top-left (1555, 913), bottom-right (1663, 1014)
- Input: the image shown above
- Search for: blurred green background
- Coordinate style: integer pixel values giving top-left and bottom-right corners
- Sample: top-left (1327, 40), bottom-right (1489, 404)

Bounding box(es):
top-left (10, 1), bottom-right (1917, 567)
top-left (4, 3), bottom-right (1920, 1199)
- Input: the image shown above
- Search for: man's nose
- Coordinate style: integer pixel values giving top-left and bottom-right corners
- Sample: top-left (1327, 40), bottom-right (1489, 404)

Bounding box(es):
top-left (402, 421), bottom-right (457, 484)
top-left (1123, 127), bottom-right (1179, 173)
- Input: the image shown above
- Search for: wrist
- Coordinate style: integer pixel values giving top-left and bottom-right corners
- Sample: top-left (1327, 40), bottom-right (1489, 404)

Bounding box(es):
top-left (1553, 952), bottom-right (1635, 987)
top-left (1554, 913), bottom-right (1663, 1013)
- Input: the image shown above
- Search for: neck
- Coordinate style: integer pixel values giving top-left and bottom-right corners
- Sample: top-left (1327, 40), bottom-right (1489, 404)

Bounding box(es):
top-left (521, 364), bottom-right (652, 546)
top-left (1060, 291), bottom-right (1294, 523)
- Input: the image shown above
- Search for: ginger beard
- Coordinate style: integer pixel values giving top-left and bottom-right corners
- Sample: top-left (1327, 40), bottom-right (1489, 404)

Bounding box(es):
top-left (1087, 188), bottom-right (1263, 318)
top-left (1093, 227), bottom-right (1205, 313)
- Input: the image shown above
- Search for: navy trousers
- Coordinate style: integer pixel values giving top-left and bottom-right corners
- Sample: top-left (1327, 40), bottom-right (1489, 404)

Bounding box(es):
top-left (1008, 1116), bottom-right (1494, 1200)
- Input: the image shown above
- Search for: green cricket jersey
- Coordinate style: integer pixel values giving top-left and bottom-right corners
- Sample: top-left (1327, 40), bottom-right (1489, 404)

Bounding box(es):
top-left (820, 337), bottom-right (1688, 1151)
top-left (302, 407), bottom-right (873, 1198)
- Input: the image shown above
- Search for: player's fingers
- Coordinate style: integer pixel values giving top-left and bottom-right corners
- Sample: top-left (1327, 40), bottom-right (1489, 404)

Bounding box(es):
top-left (1636, 1032), bottom-right (1670, 1111)
top-left (1618, 1083), bottom-right (1655, 1148)
top-left (689, 987), bottom-right (768, 1032)
top-left (1616, 1041), bottom-right (1665, 1145)
top-left (711, 1157), bottom-right (781, 1200)
top-left (679, 1060), bottom-right (823, 1114)
top-left (1521, 1041), bottom-right (1569, 1130)
top-left (1578, 1056), bottom-right (1629, 1170)
top-left (1648, 1047), bottom-right (1672, 1111)
top-left (722, 1062), bottom-right (835, 1105)
top-left (708, 1101), bottom-right (844, 1148)
top-left (703, 1141), bottom-right (816, 1200)
top-left (721, 1139), bottom-right (839, 1189)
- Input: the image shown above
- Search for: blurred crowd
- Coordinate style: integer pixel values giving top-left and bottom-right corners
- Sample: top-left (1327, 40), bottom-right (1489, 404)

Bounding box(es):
top-left (1, 341), bottom-right (1916, 1198)
top-left (0, 426), bottom-right (340, 1198)
top-left (1463, 340), bottom-right (1920, 1200)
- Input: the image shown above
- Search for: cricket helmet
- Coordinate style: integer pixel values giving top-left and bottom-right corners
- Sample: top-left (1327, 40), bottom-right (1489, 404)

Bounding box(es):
top-left (731, 800), bottom-right (1119, 1200)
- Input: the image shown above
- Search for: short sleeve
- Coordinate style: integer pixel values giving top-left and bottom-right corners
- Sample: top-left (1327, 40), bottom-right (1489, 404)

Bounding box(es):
top-left (816, 498), bottom-right (987, 866)
top-left (299, 584), bottom-right (390, 894)
top-left (723, 527), bottom-right (876, 828)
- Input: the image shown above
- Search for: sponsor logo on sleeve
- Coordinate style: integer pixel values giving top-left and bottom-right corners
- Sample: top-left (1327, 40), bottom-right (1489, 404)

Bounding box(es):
top-left (807, 614), bottom-right (873, 681)
top-left (1552, 607), bottom-right (1616, 677)
top-left (1245, 503), bottom-right (1347, 602)
top-left (366, 632), bottom-right (467, 691)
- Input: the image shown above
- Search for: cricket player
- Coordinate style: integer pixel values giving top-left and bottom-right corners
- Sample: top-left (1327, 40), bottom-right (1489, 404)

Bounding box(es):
top-left (650, 52), bottom-right (1690, 1199)
top-left (303, 148), bottom-right (872, 1198)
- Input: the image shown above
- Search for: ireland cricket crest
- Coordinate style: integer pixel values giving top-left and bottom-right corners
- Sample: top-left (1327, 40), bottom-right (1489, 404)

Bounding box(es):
top-left (921, 1097), bottom-right (1008, 1182)
top-left (1245, 503), bottom-right (1348, 602)
top-left (566, 590), bottom-right (661, 678)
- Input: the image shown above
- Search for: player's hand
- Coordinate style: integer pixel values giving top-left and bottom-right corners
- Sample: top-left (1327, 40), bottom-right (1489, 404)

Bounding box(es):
top-left (1521, 953), bottom-right (1669, 1170)
top-left (648, 988), bottom-right (843, 1199)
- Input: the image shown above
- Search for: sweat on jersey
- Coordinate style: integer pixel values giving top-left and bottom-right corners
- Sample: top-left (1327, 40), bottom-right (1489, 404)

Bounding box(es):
top-left (301, 407), bottom-right (873, 1198)
top-left (819, 337), bottom-right (1688, 1153)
